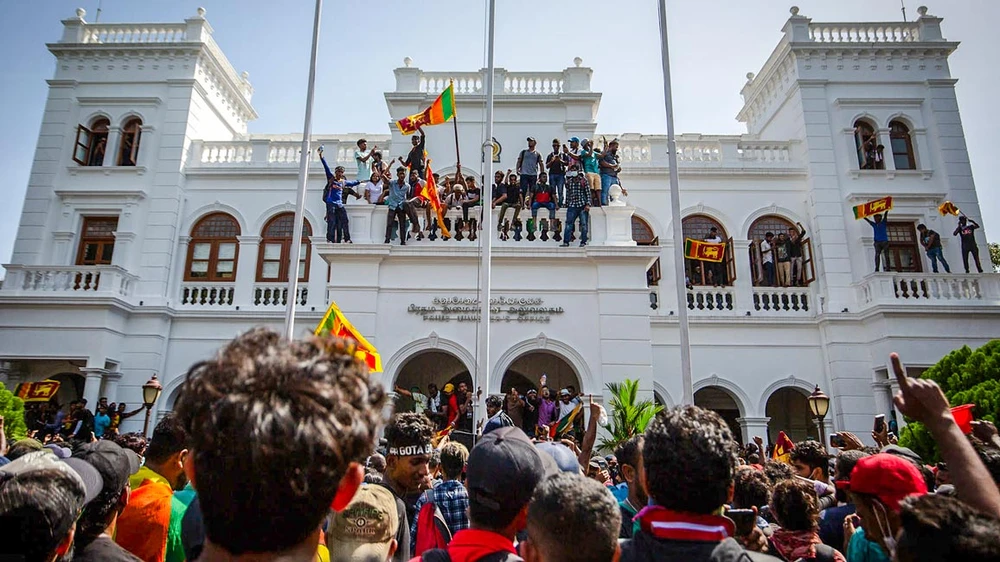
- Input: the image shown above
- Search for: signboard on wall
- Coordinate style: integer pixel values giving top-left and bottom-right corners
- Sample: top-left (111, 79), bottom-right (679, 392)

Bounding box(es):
top-left (407, 296), bottom-right (563, 323)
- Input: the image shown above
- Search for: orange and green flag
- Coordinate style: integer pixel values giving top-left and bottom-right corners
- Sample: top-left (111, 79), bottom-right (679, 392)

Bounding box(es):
top-left (551, 402), bottom-right (583, 439)
top-left (772, 431), bottom-right (795, 464)
top-left (420, 161), bottom-right (451, 238)
top-left (853, 196), bottom-right (893, 220)
top-left (684, 238), bottom-right (726, 263)
top-left (314, 300), bottom-right (383, 373)
top-left (395, 82), bottom-right (456, 135)
top-left (15, 380), bottom-right (61, 402)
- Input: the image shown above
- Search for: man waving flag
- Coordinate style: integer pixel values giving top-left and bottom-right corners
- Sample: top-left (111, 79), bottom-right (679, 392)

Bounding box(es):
top-left (396, 82), bottom-right (456, 135)
top-left (421, 162), bottom-right (451, 238)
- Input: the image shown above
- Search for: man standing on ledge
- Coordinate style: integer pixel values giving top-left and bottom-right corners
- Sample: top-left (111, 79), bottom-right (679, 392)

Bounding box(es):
top-left (517, 137), bottom-right (542, 201)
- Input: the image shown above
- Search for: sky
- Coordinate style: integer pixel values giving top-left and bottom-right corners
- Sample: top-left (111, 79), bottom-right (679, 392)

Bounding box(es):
top-left (1, 0), bottom-right (998, 269)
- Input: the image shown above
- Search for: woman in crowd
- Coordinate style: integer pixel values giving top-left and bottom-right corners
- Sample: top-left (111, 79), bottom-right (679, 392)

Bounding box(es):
top-left (768, 479), bottom-right (845, 561)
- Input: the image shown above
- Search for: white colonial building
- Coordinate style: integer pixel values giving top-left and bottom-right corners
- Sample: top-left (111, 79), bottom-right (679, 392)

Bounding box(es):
top-left (1, 6), bottom-right (997, 443)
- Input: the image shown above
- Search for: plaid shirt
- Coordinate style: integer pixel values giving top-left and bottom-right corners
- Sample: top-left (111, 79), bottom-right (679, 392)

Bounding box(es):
top-left (564, 173), bottom-right (590, 208)
top-left (410, 479), bottom-right (470, 546)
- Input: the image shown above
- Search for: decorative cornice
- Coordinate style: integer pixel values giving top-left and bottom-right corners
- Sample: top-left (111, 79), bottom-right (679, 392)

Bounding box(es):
top-left (835, 98), bottom-right (924, 107)
top-left (77, 96), bottom-right (162, 107)
top-left (66, 165), bottom-right (147, 177)
top-left (54, 188), bottom-right (147, 200)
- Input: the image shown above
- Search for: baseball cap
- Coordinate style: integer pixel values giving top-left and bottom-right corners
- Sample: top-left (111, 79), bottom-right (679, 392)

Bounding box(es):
top-left (559, 388), bottom-right (571, 397)
top-left (841, 453), bottom-right (927, 512)
top-left (0, 450), bottom-right (104, 504)
top-left (328, 484), bottom-right (399, 562)
top-left (527, 137), bottom-right (536, 142)
top-left (73, 440), bottom-right (141, 497)
top-left (443, 383), bottom-right (455, 393)
top-left (569, 137), bottom-right (580, 143)
top-left (467, 427), bottom-right (550, 520)
top-left (43, 443), bottom-right (71, 459)
top-left (536, 442), bottom-right (580, 473)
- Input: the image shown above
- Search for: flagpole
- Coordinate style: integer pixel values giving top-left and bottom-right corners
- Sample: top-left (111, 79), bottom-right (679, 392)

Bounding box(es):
top-left (283, 0), bottom-right (323, 340)
top-left (656, 0), bottom-right (694, 404)
top-left (476, 0), bottom-right (497, 434)
top-left (451, 81), bottom-right (462, 168)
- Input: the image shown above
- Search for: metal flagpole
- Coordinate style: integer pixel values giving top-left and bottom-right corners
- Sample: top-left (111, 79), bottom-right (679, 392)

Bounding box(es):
top-left (656, 0), bottom-right (694, 404)
top-left (283, 0), bottom-right (323, 340)
top-left (452, 81), bottom-right (462, 167)
top-left (476, 0), bottom-right (497, 433)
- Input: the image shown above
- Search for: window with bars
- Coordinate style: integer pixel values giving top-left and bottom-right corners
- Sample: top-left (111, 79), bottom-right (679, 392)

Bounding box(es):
top-left (886, 222), bottom-right (922, 272)
top-left (76, 217), bottom-right (119, 265)
top-left (185, 213), bottom-right (241, 281)
top-left (117, 118), bottom-right (142, 166)
top-left (256, 213), bottom-right (312, 282)
top-left (889, 121), bottom-right (916, 171)
top-left (73, 118), bottom-right (110, 166)
top-left (682, 215), bottom-right (735, 286)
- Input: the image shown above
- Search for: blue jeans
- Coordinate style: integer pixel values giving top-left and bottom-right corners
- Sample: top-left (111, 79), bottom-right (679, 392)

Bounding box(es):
top-left (327, 204), bottom-right (350, 243)
top-left (763, 261), bottom-right (776, 286)
top-left (519, 174), bottom-right (537, 199)
top-left (600, 174), bottom-right (617, 206)
top-left (926, 247), bottom-right (950, 273)
top-left (549, 174), bottom-right (565, 206)
top-left (531, 201), bottom-right (556, 219)
top-left (563, 207), bottom-right (589, 244)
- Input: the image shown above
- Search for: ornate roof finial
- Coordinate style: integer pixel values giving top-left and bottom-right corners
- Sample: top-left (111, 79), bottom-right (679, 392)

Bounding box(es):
top-left (746, 72), bottom-right (756, 81)
top-left (403, 56), bottom-right (412, 68)
top-left (76, 7), bottom-right (86, 19)
top-left (917, 6), bottom-right (928, 16)
top-left (790, 6), bottom-right (800, 16)
top-left (196, 7), bottom-right (206, 18)
top-left (574, 57), bottom-right (583, 67)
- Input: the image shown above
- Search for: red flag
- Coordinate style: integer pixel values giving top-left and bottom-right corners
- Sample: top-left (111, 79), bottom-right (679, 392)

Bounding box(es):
top-left (421, 162), bottom-right (451, 237)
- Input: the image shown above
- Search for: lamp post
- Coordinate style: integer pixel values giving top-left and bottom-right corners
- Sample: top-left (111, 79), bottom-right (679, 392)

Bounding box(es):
top-left (807, 385), bottom-right (831, 449)
top-left (141, 374), bottom-right (163, 437)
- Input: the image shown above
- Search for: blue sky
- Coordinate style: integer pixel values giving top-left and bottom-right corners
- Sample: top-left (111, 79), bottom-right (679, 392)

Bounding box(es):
top-left (1, 0), bottom-right (997, 268)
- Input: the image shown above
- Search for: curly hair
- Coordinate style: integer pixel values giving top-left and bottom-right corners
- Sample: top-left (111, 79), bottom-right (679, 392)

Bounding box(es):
top-left (770, 479), bottom-right (819, 532)
top-left (898, 493), bottom-right (1000, 561)
top-left (834, 449), bottom-right (869, 481)
top-left (763, 459), bottom-right (794, 485)
top-left (789, 440), bottom-right (829, 480)
top-left (527, 473), bottom-right (621, 562)
top-left (642, 405), bottom-right (738, 514)
top-left (384, 412), bottom-right (435, 454)
top-left (112, 432), bottom-right (148, 459)
top-left (974, 443), bottom-right (1000, 486)
top-left (174, 328), bottom-right (386, 555)
top-left (733, 467), bottom-right (771, 510)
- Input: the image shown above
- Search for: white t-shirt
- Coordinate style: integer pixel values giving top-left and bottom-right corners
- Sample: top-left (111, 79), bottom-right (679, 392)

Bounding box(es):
top-left (411, 392), bottom-right (428, 415)
top-left (558, 397), bottom-right (581, 420)
top-left (761, 240), bottom-right (773, 264)
top-left (365, 181), bottom-right (384, 204)
top-left (706, 235), bottom-right (723, 244)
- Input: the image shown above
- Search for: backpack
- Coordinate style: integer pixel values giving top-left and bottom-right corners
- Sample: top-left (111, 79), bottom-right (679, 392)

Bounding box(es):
top-left (421, 549), bottom-right (522, 562)
top-left (414, 489), bottom-right (452, 555)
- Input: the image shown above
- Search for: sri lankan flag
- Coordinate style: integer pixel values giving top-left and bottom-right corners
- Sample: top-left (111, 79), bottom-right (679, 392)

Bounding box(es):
top-left (314, 300), bottom-right (383, 372)
top-left (772, 431), bottom-right (795, 463)
top-left (395, 82), bottom-right (456, 135)
top-left (15, 380), bottom-right (61, 402)
top-left (853, 196), bottom-right (893, 220)
top-left (550, 402), bottom-right (583, 439)
top-left (684, 238), bottom-right (726, 263)
top-left (938, 201), bottom-right (961, 216)
top-left (421, 161), bottom-right (451, 237)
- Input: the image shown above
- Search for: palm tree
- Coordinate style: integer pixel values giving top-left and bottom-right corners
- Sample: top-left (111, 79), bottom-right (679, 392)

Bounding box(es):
top-left (599, 379), bottom-right (663, 453)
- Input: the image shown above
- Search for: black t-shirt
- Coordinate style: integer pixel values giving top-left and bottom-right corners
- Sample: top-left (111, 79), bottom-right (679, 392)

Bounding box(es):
top-left (77, 409), bottom-right (95, 436)
top-left (75, 536), bottom-right (142, 562)
top-left (492, 183), bottom-right (506, 202)
top-left (379, 484), bottom-right (412, 562)
top-left (505, 183), bottom-right (520, 204)
top-left (957, 222), bottom-right (979, 248)
top-left (547, 151), bottom-right (567, 175)
top-left (404, 136), bottom-right (426, 173)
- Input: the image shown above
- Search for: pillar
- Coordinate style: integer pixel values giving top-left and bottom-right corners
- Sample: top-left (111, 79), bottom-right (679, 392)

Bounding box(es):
top-left (79, 367), bottom-right (107, 408)
top-left (738, 416), bottom-right (771, 445)
top-left (104, 126), bottom-right (121, 167)
top-left (101, 372), bottom-right (123, 403)
top-left (233, 235), bottom-right (260, 306)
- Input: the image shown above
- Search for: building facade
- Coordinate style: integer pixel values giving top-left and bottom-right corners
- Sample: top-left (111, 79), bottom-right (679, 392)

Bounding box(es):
top-left (1, 6), bottom-right (997, 443)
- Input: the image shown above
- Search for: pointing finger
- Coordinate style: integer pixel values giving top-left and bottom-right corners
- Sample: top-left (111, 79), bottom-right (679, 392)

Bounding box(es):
top-left (890, 352), bottom-right (908, 388)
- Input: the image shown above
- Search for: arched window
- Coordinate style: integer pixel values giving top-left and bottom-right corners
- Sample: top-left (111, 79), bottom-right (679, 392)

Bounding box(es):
top-left (682, 215), bottom-right (734, 286)
top-left (257, 213), bottom-right (312, 282)
top-left (186, 213), bottom-right (240, 281)
top-left (631, 216), bottom-right (660, 286)
top-left (748, 215), bottom-right (793, 287)
top-left (889, 120), bottom-right (915, 170)
top-left (73, 117), bottom-right (110, 166)
top-left (853, 119), bottom-right (883, 170)
top-left (118, 118), bottom-right (143, 166)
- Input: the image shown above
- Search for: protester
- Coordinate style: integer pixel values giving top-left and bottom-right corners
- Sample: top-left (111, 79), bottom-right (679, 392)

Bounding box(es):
top-left (385, 167), bottom-right (412, 244)
top-left (411, 442), bottom-right (470, 555)
top-left (94, 405), bottom-right (111, 439)
top-left (535, 386), bottom-right (557, 435)
top-left (953, 215), bottom-right (984, 273)
top-left (760, 232), bottom-right (776, 287)
top-left (767, 479), bottom-right (844, 561)
top-left (0, 451), bottom-right (96, 562)
top-left (415, 426), bottom-right (549, 562)
top-left (73, 440), bottom-right (143, 561)
top-left (355, 138), bottom-right (378, 181)
top-left (917, 224), bottom-right (950, 274)
top-left (864, 210), bottom-right (890, 272)
top-left (517, 137), bottom-right (542, 200)
top-left (523, 472), bottom-right (621, 562)
top-left (385, 413), bottom-right (436, 560)
top-left (330, 484), bottom-right (400, 562)
top-left (483, 395), bottom-right (514, 435)
top-left (108, 403), bottom-right (144, 437)
top-left (115, 414), bottom-right (191, 562)
top-left (403, 127), bottom-right (427, 177)
top-left (546, 139), bottom-right (568, 206)
top-left (320, 146), bottom-right (362, 244)
top-left (503, 388), bottom-right (525, 429)
top-left (895, 493), bottom-right (1000, 562)
top-left (598, 138), bottom-right (621, 206)
top-left (732, 466), bottom-right (771, 529)
top-left (620, 405), bottom-right (779, 561)
top-left (521, 389), bottom-right (539, 437)
top-left (819, 449), bottom-right (868, 550)
top-left (614, 435), bottom-right (646, 539)
top-left (790, 440), bottom-right (830, 482)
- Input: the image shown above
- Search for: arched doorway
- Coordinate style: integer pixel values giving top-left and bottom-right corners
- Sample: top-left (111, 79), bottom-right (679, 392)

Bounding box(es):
top-left (765, 387), bottom-right (815, 443)
top-left (394, 351), bottom-right (471, 413)
top-left (499, 351), bottom-right (580, 398)
top-left (49, 373), bottom-right (85, 406)
top-left (694, 386), bottom-right (743, 445)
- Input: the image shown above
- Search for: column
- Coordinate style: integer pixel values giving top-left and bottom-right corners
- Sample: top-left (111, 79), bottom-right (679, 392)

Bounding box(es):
top-left (104, 126), bottom-right (121, 167)
top-left (79, 367), bottom-right (107, 408)
top-left (733, 240), bottom-right (754, 313)
top-left (879, 129), bottom-right (895, 172)
top-left (738, 416), bottom-right (771, 445)
top-left (602, 205), bottom-right (636, 246)
top-left (307, 236), bottom-right (328, 310)
top-left (233, 235), bottom-right (260, 306)
top-left (101, 372), bottom-right (123, 403)
top-left (0, 361), bottom-right (16, 387)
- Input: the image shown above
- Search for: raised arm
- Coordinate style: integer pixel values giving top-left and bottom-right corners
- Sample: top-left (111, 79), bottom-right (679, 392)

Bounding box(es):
top-left (796, 221), bottom-right (806, 238)
top-left (577, 396), bottom-right (601, 468)
top-left (319, 153), bottom-right (333, 180)
top-left (121, 405), bottom-right (146, 420)
top-left (864, 217), bottom-right (875, 227)
top-left (394, 385), bottom-right (413, 398)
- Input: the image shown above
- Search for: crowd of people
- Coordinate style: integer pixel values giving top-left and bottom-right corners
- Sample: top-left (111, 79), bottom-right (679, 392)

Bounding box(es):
top-left (320, 133), bottom-right (626, 247)
top-left (2, 331), bottom-right (999, 562)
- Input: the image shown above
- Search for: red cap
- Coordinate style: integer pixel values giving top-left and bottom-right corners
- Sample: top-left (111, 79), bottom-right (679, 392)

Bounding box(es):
top-left (843, 453), bottom-right (927, 512)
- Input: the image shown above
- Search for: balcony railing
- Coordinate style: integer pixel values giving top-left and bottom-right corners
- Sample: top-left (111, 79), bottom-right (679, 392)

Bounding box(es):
top-left (687, 287), bottom-right (736, 312)
top-left (0, 265), bottom-right (136, 298)
top-left (808, 22), bottom-right (921, 44)
top-left (253, 284), bottom-right (308, 307)
top-left (752, 286), bottom-right (811, 314)
top-left (81, 23), bottom-right (188, 44)
top-left (179, 283), bottom-right (234, 307)
top-left (856, 273), bottom-right (1000, 307)
top-left (610, 135), bottom-right (798, 170)
top-left (191, 138), bottom-right (388, 168)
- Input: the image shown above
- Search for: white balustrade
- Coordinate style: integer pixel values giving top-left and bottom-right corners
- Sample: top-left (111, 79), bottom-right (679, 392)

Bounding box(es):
top-left (738, 142), bottom-right (791, 164)
top-left (687, 287), bottom-right (736, 312)
top-left (179, 283), bottom-right (235, 307)
top-left (676, 141), bottom-right (723, 163)
top-left (752, 286), bottom-right (811, 314)
top-left (200, 142), bottom-right (253, 164)
top-left (1, 265), bottom-right (136, 298)
top-left (419, 73), bottom-right (484, 94)
top-left (618, 141), bottom-right (651, 164)
top-left (81, 24), bottom-right (187, 44)
top-left (856, 273), bottom-right (1000, 307)
top-left (504, 74), bottom-right (564, 95)
top-left (253, 284), bottom-right (308, 307)
top-left (808, 23), bottom-right (920, 43)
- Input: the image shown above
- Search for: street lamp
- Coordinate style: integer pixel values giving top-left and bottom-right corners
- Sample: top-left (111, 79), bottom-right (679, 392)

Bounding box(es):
top-left (807, 385), bottom-right (831, 449)
top-left (141, 374), bottom-right (163, 437)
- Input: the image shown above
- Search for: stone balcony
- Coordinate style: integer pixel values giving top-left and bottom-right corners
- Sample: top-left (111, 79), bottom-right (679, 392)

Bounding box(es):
top-left (0, 265), bottom-right (137, 300)
top-left (854, 272), bottom-right (1000, 309)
